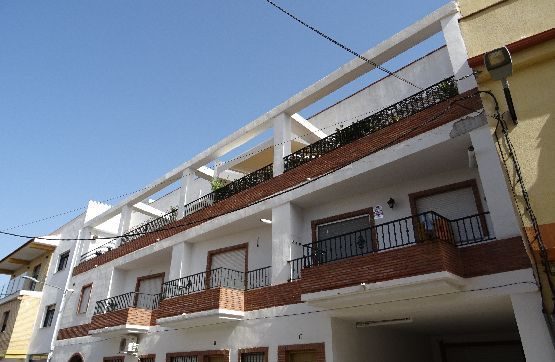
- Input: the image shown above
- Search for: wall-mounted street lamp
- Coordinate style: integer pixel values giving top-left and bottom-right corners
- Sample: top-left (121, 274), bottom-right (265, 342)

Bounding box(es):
top-left (387, 198), bottom-right (396, 209)
top-left (484, 46), bottom-right (518, 125)
top-left (22, 276), bottom-right (74, 362)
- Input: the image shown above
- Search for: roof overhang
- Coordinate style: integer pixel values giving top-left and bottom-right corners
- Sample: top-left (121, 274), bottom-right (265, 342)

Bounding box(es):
top-left (0, 238), bottom-right (57, 275)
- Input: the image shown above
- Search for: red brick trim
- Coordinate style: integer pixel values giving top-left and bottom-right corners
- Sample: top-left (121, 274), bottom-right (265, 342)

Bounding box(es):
top-left (139, 355), bottom-right (156, 362)
top-left (237, 347), bottom-right (269, 362)
top-left (90, 307), bottom-right (155, 330)
top-left (244, 282), bottom-right (302, 311)
top-left (76, 283), bottom-right (93, 315)
top-left (166, 350), bottom-right (229, 362)
top-left (468, 28), bottom-right (555, 68)
top-left (72, 90), bottom-right (481, 276)
top-left (277, 343), bottom-right (325, 362)
top-left (156, 288), bottom-right (244, 320)
top-left (57, 324), bottom-right (91, 340)
top-left (310, 207), bottom-right (375, 243)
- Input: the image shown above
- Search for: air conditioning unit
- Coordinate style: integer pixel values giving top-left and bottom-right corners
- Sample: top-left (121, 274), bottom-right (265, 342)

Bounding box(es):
top-left (119, 335), bottom-right (139, 354)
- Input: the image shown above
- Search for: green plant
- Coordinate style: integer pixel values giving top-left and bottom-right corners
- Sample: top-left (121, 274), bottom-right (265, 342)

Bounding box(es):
top-left (211, 177), bottom-right (227, 191)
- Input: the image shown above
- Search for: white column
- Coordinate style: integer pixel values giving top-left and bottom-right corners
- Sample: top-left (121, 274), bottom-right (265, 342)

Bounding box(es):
top-left (470, 125), bottom-right (520, 239)
top-left (168, 242), bottom-right (192, 280)
top-left (271, 202), bottom-right (303, 284)
top-left (511, 292), bottom-right (555, 362)
top-left (177, 169), bottom-right (196, 219)
top-left (273, 112), bottom-right (292, 176)
top-left (117, 205), bottom-right (132, 235)
top-left (441, 13), bottom-right (477, 93)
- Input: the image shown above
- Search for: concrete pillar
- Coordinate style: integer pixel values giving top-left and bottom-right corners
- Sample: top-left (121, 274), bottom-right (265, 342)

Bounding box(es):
top-left (273, 112), bottom-right (292, 176)
top-left (440, 13), bottom-right (477, 93)
top-left (271, 202), bottom-right (303, 284)
top-left (78, 227), bottom-right (92, 257)
top-left (470, 125), bottom-right (520, 239)
top-left (117, 205), bottom-right (132, 235)
top-left (511, 292), bottom-right (555, 362)
top-left (177, 169), bottom-right (196, 219)
top-left (169, 242), bottom-right (192, 280)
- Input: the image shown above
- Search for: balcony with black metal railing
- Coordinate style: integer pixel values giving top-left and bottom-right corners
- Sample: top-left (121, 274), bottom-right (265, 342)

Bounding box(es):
top-left (90, 292), bottom-right (160, 332)
top-left (78, 77), bottom-right (459, 267)
top-left (288, 211), bottom-right (495, 282)
top-left (155, 266), bottom-right (271, 322)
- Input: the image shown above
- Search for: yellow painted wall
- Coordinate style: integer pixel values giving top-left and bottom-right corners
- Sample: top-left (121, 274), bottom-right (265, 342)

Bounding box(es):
top-left (0, 298), bottom-right (22, 357)
top-left (12, 252), bottom-right (52, 292)
top-left (458, 0), bottom-right (555, 58)
top-left (5, 295), bottom-right (41, 358)
top-left (458, 0), bottom-right (555, 249)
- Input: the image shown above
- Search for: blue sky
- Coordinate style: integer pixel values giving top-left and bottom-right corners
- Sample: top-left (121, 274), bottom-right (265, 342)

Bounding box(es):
top-left (0, 1), bottom-right (448, 264)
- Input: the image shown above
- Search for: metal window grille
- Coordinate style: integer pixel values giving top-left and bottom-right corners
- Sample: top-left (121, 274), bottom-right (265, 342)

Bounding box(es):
top-left (43, 305), bottom-right (55, 327)
top-left (139, 358), bottom-right (155, 362)
top-left (57, 251), bottom-right (70, 271)
top-left (170, 357), bottom-right (198, 362)
top-left (241, 352), bottom-right (265, 362)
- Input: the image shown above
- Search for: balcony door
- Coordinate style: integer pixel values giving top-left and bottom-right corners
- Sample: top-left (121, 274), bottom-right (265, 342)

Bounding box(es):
top-left (410, 180), bottom-right (489, 244)
top-left (315, 213), bottom-right (374, 263)
top-left (209, 247), bottom-right (246, 289)
top-left (135, 273), bottom-right (164, 309)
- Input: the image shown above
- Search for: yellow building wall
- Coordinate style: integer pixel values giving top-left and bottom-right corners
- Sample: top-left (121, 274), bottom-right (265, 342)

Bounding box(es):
top-left (0, 298), bottom-right (22, 357)
top-left (5, 296), bottom-right (41, 359)
top-left (458, 0), bottom-right (555, 256)
top-left (13, 252), bottom-right (52, 292)
top-left (458, 0), bottom-right (555, 58)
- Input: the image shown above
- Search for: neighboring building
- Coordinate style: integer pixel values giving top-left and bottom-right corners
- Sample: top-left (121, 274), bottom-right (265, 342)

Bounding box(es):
top-left (0, 238), bottom-right (56, 360)
top-left (21, 2), bottom-right (553, 362)
top-left (457, 0), bottom-right (555, 351)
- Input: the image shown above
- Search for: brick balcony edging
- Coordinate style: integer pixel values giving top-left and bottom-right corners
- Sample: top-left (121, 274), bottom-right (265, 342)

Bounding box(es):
top-left (90, 307), bottom-right (156, 331)
top-left (58, 236), bottom-right (529, 340)
top-left (155, 287), bottom-right (244, 320)
top-left (72, 90), bottom-right (482, 277)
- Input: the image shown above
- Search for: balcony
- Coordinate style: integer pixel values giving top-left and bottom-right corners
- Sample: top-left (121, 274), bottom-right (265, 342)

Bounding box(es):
top-left (156, 266), bottom-right (271, 328)
top-left (289, 211), bottom-right (494, 281)
top-left (0, 274), bottom-right (42, 303)
top-left (287, 211), bottom-right (529, 302)
top-left (77, 77), bottom-right (460, 267)
top-left (89, 292), bottom-right (160, 336)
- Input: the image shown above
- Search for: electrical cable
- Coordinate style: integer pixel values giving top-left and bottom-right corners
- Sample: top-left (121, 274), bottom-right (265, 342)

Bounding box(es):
top-left (1, 70), bottom-right (477, 235)
top-left (263, 0), bottom-right (424, 90)
top-left (56, 280), bottom-right (536, 349)
top-left (0, 91), bottom-right (483, 243)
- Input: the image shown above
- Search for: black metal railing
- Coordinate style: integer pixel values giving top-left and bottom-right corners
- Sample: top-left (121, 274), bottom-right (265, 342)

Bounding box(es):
top-left (162, 266), bottom-right (272, 299)
top-left (161, 267), bottom-right (244, 299)
top-left (80, 207), bottom-right (178, 263)
top-left (94, 292), bottom-right (161, 315)
top-left (246, 266), bottom-right (271, 290)
top-left (213, 164), bottom-right (273, 203)
top-left (290, 211), bottom-right (494, 278)
top-left (284, 77), bottom-right (458, 172)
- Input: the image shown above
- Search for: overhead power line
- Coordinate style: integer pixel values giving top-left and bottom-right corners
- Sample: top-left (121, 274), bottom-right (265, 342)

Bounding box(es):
top-left (0, 91), bottom-right (483, 243)
top-left (262, 0), bottom-right (424, 90)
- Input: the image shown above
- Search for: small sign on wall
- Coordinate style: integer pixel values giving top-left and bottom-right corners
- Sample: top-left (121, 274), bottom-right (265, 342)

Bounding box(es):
top-left (374, 205), bottom-right (384, 220)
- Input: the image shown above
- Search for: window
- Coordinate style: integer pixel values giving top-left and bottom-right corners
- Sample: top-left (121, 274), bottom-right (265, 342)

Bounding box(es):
top-left (1, 311), bottom-right (9, 332)
top-left (43, 304), bottom-right (55, 327)
top-left (78, 284), bottom-right (92, 314)
top-left (57, 251), bottom-right (70, 272)
top-left (139, 357), bottom-right (155, 362)
top-left (241, 352), bottom-right (265, 362)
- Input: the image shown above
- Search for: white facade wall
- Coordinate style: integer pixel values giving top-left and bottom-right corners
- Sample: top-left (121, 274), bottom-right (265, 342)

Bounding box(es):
top-left (307, 47), bottom-right (452, 132)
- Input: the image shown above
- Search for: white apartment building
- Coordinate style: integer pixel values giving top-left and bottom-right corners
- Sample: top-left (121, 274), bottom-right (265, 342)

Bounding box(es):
top-left (43, 2), bottom-right (555, 362)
